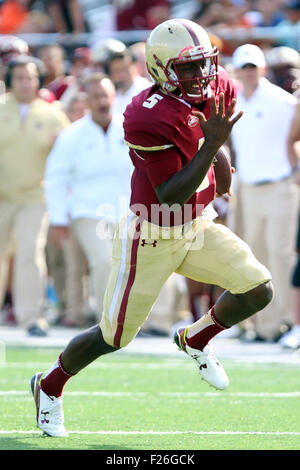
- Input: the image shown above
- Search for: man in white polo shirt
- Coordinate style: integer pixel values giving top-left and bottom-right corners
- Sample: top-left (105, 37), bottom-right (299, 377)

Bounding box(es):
top-left (230, 44), bottom-right (299, 342)
top-left (45, 73), bottom-right (133, 319)
top-left (107, 49), bottom-right (151, 118)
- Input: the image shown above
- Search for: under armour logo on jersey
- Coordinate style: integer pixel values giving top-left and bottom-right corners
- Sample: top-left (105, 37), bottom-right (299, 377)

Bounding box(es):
top-left (141, 239), bottom-right (157, 247)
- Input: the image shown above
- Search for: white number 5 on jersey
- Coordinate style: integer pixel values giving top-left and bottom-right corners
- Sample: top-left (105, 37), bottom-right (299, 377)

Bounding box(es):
top-left (142, 94), bottom-right (163, 109)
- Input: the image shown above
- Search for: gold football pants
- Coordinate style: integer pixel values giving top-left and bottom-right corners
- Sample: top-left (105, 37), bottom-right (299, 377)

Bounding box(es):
top-left (100, 212), bottom-right (272, 348)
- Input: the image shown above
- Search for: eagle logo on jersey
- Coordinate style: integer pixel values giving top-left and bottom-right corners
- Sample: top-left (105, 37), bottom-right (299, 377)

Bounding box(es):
top-left (187, 115), bottom-right (199, 128)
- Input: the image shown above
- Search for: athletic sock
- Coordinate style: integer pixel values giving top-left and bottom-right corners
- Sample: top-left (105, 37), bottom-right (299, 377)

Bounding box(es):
top-left (185, 306), bottom-right (229, 351)
top-left (41, 353), bottom-right (75, 397)
top-left (189, 293), bottom-right (201, 321)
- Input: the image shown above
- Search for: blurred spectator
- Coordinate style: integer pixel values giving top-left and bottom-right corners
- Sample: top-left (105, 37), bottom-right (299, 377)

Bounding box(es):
top-left (280, 100), bottom-right (300, 348)
top-left (128, 41), bottom-right (150, 80)
top-left (209, 32), bottom-right (224, 54)
top-left (218, 0), bottom-right (252, 28)
top-left (63, 91), bottom-right (87, 122)
top-left (45, 0), bottom-right (86, 34)
top-left (59, 47), bottom-right (91, 108)
top-left (284, 0), bottom-right (300, 22)
top-left (69, 47), bottom-right (91, 80)
top-left (192, 1), bottom-right (253, 55)
top-left (279, 217), bottom-right (300, 348)
top-left (0, 37), bottom-right (53, 325)
top-left (107, 49), bottom-right (151, 117)
top-left (38, 44), bottom-right (72, 100)
top-left (0, 34), bottom-right (29, 101)
top-left (49, 226), bottom-right (90, 327)
top-left (0, 55), bottom-right (69, 336)
top-left (0, 35), bottom-right (28, 73)
top-left (245, 0), bottom-right (286, 27)
top-left (0, 0), bottom-right (52, 34)
top-left (287, 101), bottom-right (300, 180)
top-left (276, 0), bottom-right (300, 49)
top-left (46, 91), bottom-right (88, 327)
top-left (0, 0), bottom-right (31, 34)
top-left (114, 0), bottom-right (171, 30)
top-left (191, 0), bottom-right (223, 26)
top-left (0, 35), bottom-right (56, 103)
top-left (0, 246), bottom-right (15, 325)
top-left (90, 38), bottom-right (126, 73)
top-left (266, 45), bottom-right (300, 94)
top-left (230, 44), bottom-right (299, 342)
top-left (38, 84), bottom-right (57, 102)
top-left (192, 0), bottom-right (251, 27)
top-left (45, 73), bottom-right (133, 319)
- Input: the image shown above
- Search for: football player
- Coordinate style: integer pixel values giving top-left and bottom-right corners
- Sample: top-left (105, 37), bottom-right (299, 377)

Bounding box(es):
top-left (30, 18), bottom-right (274, 437)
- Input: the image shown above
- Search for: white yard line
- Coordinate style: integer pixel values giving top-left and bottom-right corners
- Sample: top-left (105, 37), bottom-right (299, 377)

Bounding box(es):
top-left (0, 430), bottom-right (299, 436)
top-left (0, 361), bottom-right (299, 369)
top-left (1, 391), bottom-right (300, 398)
top-left (0, 362), bottom-right (186, 369)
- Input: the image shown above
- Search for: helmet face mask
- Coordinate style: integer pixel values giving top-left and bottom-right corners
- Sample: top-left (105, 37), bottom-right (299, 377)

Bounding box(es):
top-left (157, 46), bottom-right (218, 103)
top-left (146, 19), bottom-right (219, 104)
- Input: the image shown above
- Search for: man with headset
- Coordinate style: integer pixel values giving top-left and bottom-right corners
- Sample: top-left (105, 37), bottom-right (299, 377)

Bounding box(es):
top-left (0, 55), bottom-right (69, 336)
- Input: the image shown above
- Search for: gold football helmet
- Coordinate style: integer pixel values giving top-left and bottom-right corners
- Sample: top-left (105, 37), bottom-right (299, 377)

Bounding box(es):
top-left (146, 18), bottom-right (219, 103)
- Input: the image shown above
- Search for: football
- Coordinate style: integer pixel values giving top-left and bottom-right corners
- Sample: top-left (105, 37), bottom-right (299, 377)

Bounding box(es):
top-left (213, 146), bottom-right (232, 195)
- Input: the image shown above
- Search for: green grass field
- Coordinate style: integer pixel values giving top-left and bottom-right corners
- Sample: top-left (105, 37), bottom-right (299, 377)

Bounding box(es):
top-left (0, 346), bottom-right (300, 450)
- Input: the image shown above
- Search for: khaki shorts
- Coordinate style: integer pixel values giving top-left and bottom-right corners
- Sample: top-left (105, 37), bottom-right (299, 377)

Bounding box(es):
top-left (100, 212), bottom-right (272, 348)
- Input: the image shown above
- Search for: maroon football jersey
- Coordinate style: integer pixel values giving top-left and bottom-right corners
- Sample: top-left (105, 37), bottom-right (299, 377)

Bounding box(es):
top-left (123, 67), bottom-right (236, 226)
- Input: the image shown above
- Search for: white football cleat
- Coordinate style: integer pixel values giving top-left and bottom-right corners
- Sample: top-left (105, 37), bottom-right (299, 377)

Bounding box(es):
top-left (174, 327), bottom-right (229, 390)
top-left (30, 372), bottom-right (68, 437)
top-left (278, 327), bottom-right (300, 349)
